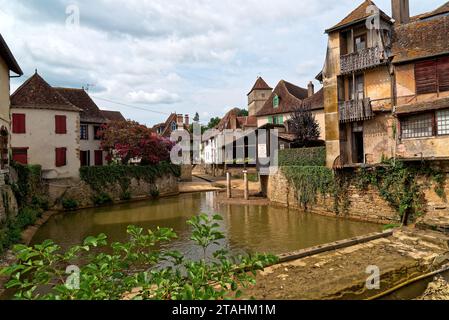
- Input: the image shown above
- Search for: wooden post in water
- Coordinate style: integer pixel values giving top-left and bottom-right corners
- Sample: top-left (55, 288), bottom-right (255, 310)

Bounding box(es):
top-left (227, 172), bottom-right (232, 199)
top-left (243, 170), bottom-right (249, 200)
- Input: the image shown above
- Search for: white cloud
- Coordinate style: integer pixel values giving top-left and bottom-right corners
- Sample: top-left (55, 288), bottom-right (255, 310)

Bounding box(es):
top-left (128, 89), bottom-right (180, 105)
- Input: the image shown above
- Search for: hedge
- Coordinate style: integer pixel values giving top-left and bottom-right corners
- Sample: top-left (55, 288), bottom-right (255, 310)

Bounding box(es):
top-left (79, 162), bottom-right (181, 193)
top-left (278, 147), bottom-right (326, 167)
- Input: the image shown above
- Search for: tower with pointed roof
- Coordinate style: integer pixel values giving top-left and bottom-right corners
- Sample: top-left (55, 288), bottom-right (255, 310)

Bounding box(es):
top-left (247, 77), bottom-right (272, 117)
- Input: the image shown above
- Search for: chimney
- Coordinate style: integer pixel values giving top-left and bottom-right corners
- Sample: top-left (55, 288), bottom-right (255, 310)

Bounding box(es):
top-left (391, 0), bottom-right (410, 24)
top-left (184, 114), bottom-right (190, 126)
top-left (308, 81), bottom-right (315, 97)
top-left (177, 114), bottom-right (184, 127)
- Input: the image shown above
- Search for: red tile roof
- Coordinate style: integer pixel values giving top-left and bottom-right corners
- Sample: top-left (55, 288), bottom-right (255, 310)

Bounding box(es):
top-left (54, 88), bottom-right (106, 123)
top-left (11, 73), bottom-right (81, 112)
top-left (101, 110), bottom-right (126, 122)
top-left (392, 13), bottom-right (449, 64)
top-left (216, 108), bottom-right (256, 131)
top-left (0, 33), bottom-right (22, 75)
top-left (256, 80), bottom-right (322, 117)
top-left (326, 0), bottom-right (391, 33)
top-left (248, 77), bottom-right (272, 95)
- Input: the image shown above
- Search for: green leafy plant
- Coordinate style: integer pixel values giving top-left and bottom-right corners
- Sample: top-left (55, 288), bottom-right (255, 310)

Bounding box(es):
top-left (93, 193), bottom-right (113, 206)
top-left (120, 191), bottom-right (132, 201)
top-left (0, 214), bottom-right (277, 300)
top-left (62, 199), bottom-right (78, 211)
top-left (31, 196), bottom-right (49, 211)
top-left (150, 188), bottom-right (160, 199)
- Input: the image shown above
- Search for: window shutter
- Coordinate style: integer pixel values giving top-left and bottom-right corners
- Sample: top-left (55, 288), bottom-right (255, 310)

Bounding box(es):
top-left (55, 148), bottom-right (67, 167)
top-left (415, 60), bottom-right (437, 94)
top-left (55, 115), bottom-right (67, 134)
top-left (12, 114), bottom-right (26, 134)
top-left (12, 148), bottom-right (28, 165)
top-left (438, 56), bottom-right (449, 92)
top-left (94, 150), bottom-right (103, 166)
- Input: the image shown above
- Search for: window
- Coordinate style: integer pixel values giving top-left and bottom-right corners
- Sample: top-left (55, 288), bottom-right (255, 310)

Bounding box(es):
top-left (401, 113), bottom-right (433, 139)
top-left (348, 75), bottom-right (364, 101)
top-left (80, 124), bottom-right (89, 140)
top-left (55, 115), bottom-right (67, 134)
top-left (415, 57), bottom-right (449, 94)
top-left (94, 150), bottom-right (103, 166)
top-left (437, 109), bottom-right (449, 135)
top-left (80, 150), bottom-right (90, 167)
top-left (273, 95), bottom-right (280, 108)
top-left (171, 122), bottom-right (177, 132)
top-left (55, 148), bottom-right (67, 167)
top-left (354, 34), bottom-right (367, 53)
top-left (93, 126), bottom-right (102, 140)
top-left (12, 148), bottom-right (28, 165)
top-left (12, 114), bottom-right (26, 134)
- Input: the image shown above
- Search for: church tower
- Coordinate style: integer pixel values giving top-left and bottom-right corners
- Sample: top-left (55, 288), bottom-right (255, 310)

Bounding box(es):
top-left (247, 77), bottom-right (272, 116)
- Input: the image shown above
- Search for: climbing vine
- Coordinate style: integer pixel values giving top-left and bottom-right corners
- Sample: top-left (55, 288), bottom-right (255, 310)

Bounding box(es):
top-left (79, 162), bottom-right (181, 194)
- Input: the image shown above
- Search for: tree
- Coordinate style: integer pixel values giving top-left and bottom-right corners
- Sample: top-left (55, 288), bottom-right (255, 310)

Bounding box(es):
top-left (206, 117), bottom-right (221, 130)
top-left (98, 120), bottom-right (174, 165)
top-left (237, 109), bottom-right (249, 117)
top-left (1, 214), bottom-right (277, 300)
top-left (288, 105), bottom-right (321, 148)
top-left (193, 112), bottom-right (200, 123)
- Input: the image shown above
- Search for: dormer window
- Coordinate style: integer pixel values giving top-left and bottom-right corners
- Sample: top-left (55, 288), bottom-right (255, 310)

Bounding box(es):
top-left (273, 95), bottom-right (280, 108)
top-left (171, 122), bottom-right (177, 132)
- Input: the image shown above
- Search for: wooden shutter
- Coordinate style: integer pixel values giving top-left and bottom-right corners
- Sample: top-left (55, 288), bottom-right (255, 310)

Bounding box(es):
top-left (55, 115), bottom-right (67, 134)
top-left (415, 60), bottom-right (437, 94)
top-left (438, 56), bottom-right (449, 92)
top-left (12, 148), bottom-right (28, 165)
top-left (55, 148), bottom-right (67, 167)
top-left (94, 150), bottom-right (103, 166)
top-left (12, 114), bottom-right (26, 134)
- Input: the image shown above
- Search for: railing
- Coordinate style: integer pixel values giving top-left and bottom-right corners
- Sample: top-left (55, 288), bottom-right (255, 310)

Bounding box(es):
top-left (340, 46), bottom-right (387, 75)
top-left (339, 98), bottom-right (373, 123)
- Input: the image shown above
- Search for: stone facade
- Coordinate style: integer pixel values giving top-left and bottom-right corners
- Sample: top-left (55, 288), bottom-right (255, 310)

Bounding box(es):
top-left (267, 170), bottom-right (399, 224)
top-left (46, 173), bottom-right (179, 210)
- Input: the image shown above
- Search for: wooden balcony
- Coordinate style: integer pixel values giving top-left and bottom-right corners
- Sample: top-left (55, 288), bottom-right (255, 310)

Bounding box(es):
top-left (340, 46), bottom-right (387, 75)
top-left (339, 98), bottom-right (373, 123)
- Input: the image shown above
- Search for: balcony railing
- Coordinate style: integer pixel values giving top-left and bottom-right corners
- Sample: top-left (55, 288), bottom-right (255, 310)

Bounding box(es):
top-left (339, 98), bottom-right (373, 123)
top-left (340, 46), bottom-right (387, 75)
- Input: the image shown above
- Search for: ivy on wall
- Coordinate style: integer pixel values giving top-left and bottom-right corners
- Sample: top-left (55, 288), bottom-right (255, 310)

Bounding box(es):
top-left (10, 161), bottom-right (42, 207)
top-left (79, 162), bottom-right (181, 194)
top-left (280, 158), bottom-right (447, 224)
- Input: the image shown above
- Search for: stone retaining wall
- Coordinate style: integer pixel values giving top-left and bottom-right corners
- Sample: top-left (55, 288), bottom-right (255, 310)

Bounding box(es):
top-left (0, 186), bottom-right (19, 224)
top-left (267, 170), bottom-right (399, 224)
top-left (46, 173), bottom-right (179, 210)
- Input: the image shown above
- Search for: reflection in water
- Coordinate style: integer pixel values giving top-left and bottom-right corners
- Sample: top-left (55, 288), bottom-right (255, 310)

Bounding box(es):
top-left (32, 192), bottom-right (381, 257)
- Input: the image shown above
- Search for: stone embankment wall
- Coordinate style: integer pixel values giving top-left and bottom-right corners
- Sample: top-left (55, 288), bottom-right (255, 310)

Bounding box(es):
top-left (46, 173), bottom-right (179, 210)
top-left (267, 170), bottom-right (399, 224)
top-left (0, 186), bottom-right (19, 224)
top-left (195, 164), bottom-right (257, 177)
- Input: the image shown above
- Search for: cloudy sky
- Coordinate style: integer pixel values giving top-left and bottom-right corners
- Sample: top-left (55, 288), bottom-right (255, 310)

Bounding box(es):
top-left (0, 0), bottom-right (444, 126)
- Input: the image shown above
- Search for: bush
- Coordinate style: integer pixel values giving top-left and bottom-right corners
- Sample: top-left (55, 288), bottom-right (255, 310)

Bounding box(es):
top-left (62, 198), bottom-right (78, 211)
top-left (93, 193), bottom-right (113, 206)
top-left (0, 224), bottom-right (21, 254)
top-left (31, 196), bottom-right (49, 211)
top-left (15, 207), bottom-right (39, 229)
top-left (278, 147), bottom-right (326, 167)
top-left (150, 188), bottom-right (160, 198)
top-left (120, 191), bottom-right (132, 201)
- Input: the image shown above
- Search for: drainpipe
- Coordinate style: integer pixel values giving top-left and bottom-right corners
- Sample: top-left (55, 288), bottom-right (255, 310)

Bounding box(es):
top-left (390, 62), bottom-right (398, 165)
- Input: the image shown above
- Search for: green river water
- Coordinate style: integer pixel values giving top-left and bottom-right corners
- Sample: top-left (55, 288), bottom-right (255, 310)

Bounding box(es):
top-left (31, 192), bottom-right (381, 257)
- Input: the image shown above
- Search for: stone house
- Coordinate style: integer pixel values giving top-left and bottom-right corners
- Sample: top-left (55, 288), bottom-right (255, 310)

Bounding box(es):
top-left (0, 34), bottom-right (23, 178)
top-left (252, 78), bottom-right (325, 149)
top-left (100, 110), bottom-right (126, 122)
top-left (202, 108), bottom-right (258, 167)
top-left (153, 113), bottom-right (190, 138)
top-left (320, 0), bottom-right (396, 168)
top-left (392, 2), bottom-right (449, 160)
top-left (319, 0), bottom-right (449, 168)
top-left (10, 73), bottom-right (82, 179)
top-left (54, 87), bottom-right (107, 167)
